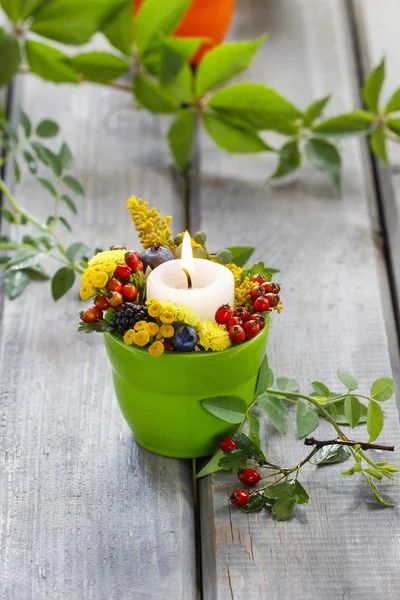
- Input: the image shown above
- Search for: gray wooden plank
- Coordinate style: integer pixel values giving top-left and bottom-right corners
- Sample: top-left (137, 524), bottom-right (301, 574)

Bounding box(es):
top-left (0, 74), bottom-right (196, 599)
top-left (198, 1), bottom-right (400, 598)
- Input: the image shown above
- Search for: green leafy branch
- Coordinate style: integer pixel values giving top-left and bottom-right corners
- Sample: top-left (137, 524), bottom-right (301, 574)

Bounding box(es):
top-left (0, 0), bottom-right (399, 189)
top-left (198, 359), bottom-right (398, 520)
top-left (0, 108), bottom-right (89, 300)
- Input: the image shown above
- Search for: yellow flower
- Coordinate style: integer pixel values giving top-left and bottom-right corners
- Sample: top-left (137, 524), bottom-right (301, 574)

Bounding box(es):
top-left (197, 320), bottom-right (231, 352)
top-left (148, 302), bottom-right (163, 317)
top-left (134, 320), bottom-right (147, 331)
top-left (225, 263), bottom-right (244, 286)
top-left (160, 300), bottom-right (177, 317)
top-left (235, 275), bottom-right (254, 311)
top-left (160, 324), bottom-right (174, 338)
top-left (148, 341), bottom-right (164, 357)
top-left (133, 331), bottom-right (150, 347)
top-left (127, 196), bottom-right (174, 250)
top-left (145, 322), bottom-right (160, 336)
top-left (160, 310), bottom-right (174, 324)
top-left (146, 297), bottom-right (158, 306)
top-left (80, 283), bottom-right (95, 300)
top-left (274, 301), bottom-right (284, 314)
top-left (175, 305), bottom-right (199, 327)
top-left (123, 329), bottom-right (136, 345)
top-left (89, 270), bottom-right (108, 288)
top-left (88, 249), bottom-right (127, 269)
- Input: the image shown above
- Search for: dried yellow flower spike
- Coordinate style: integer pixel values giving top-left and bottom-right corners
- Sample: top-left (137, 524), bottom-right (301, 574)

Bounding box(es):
top-left (234, 275), bottom-right (254, 311)
top-left (127, 196), bottom-right (174, 250)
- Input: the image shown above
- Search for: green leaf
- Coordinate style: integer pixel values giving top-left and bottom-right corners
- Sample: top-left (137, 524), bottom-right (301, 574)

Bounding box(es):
top-left (218, 450), bottom-right (247, 473)
top-left (37, 177), bottom-right (57, 198)
top-left (364, 468), bottom-right (382, 480)
top-left (0, 206), bottom-right (16, 223)
top-left (158, 37), bottom-right (203, 85)
top-left (336, 370), bottom-right (358, 392)
top-left (200, 395), bottom-right (247, 423)
top-left (102, 2), bottom-right (132, 55)
top-left (387, 118), bottom-right (400, 137)
top-left (67, 51), bottom-right (130, 83)
top-left (370, 127), bottom-right (388, 165)
top-left (59, 216), bottom-right (71, 231)
top-left (264, 480), bottom-right (300, 520)
top-left (163, 64), bottom-right (193, 104)
top-left (305, 137), bottom-right (341, 190)
top-left (0, 118), bottom-right (17, 142)
top-left (6, 249), bottom-right (46, 271)
top-left (59, 143), bottom-right (74, 170)
top-left (196, 35), bottom-right (267, 98)
top-left (20, 0), bottom-right (45, 19)
top-left (296, 401), bottom-right (319, 439)
top-left (51, 266), bottom-right (75, 300)
top-left (313, 444), bottom-right (351, 465)
top-left (13, 158), bottom-right (21, 183)
top-left (19, 108), bottom-right (32, 138)
top-left (276, 377), bottom-right (299, 393)
top-left (385, 88), bottom-right (400, 115)
top-left (66, 242), bottom-right (89, 262)
top-left (233, 433), bottom-right (266, 463)
top-left (367, 400), bottom-right (384, 442)
top-left (29, 0), bottom-right (124, 45)
top-left (241, 490), bottom-right (273, 513)
top-left (366, 476), bottom-right (394, 507)
top-left (247, 413), bottom-right (261, 448)
top-left (42, 147), bottom-right (62, 176)
top-left (61, 194), bottom-right (77, 215)
top-left (133, 73), bottom-right (179, 114)
top-left (370, 377), bottom-right (395, 402)
top-left (167, 109), bottom-right (195, 172)
top-left (24, 264), bottom-right (50, 281)
top-left (258, 393), bottom-right (286, 435)
top-left (208, 83), bottom-right (301, 130)
top-left (0, 30), bottom-right (21, 88)
top-left (256, 354), bottom-right (272, 397)
top-left (31, 140), bottom-right (50, 165)
top-left (311, 381), bottom-right (330, 398)
top-left (317, 397), bottom-right (368, 426)
top-left (22, 150), bottom-right (37, 175)
top-left (203, 112), bottom-right (272, 153)
top-left (4, 270), bottom-right (30, 299)
top-left (344, 395), bottom-right (362, 428)
top-left (302, 95), bottom-right (331, 127)
top-left (135, 0), bottom-right (190, 55)
top-left (36, 119), bottom-right (59, 138)
top-left (78, 320), bottom-right (114, 333)
top-left (271, 139), bottom-right (301, 179)
top-left (196, 449), bottom-right (224, 478)
top-left (226, 246), bottom-right (255, 268)
top-left (63, 175), bottom-right (85, 196)
top-left (0, 0), bottom-right (19, 23)
top-left (363, 58), bottom-right (385, 114)
top-left (312, 111), bottom-right (376, 137)
top-left (26, 40), bottom-right (79, 84)
top-left (294, 480), bottom-right (309, 504)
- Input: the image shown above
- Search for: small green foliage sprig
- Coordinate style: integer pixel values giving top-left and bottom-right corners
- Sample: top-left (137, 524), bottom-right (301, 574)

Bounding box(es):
top-left (0, 0), bottom-right (399, 189)
top-left (0, 109), bottom-right (89, 300)
top-left (198, 358), bottom-right (398, 520)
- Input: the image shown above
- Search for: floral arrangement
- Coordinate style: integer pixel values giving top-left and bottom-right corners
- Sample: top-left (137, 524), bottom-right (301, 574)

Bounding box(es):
top-left (78, 196), bottom-right (281, 356)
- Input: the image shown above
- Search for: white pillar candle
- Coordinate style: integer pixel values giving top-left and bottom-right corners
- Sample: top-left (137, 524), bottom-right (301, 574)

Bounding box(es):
top-left (146, 233), bottom-right (234, 320)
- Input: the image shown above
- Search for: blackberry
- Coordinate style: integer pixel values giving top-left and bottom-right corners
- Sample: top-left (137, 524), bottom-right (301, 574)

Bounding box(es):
top-left (112, 303), bottom-right (150, 334)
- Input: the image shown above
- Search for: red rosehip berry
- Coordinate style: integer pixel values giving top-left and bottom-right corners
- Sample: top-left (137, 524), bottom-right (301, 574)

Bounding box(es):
top-left (251, 274), bottom-right (266, 285)
top-left (114, 264), bottom-right (131, 279)
top-left (215, 304), bottom-right (232, 325)
top-left (107, 278), bottom-right (123, 293)
top-left (219, 437), bottom-right (237, 452)
top-left (264, 293), bottom-right (279, 308)
top-left (249, 313), bottom-right (266, 330)
top-left (110, 245), bottom-right (127, 250)
top-left (238, 468), bottom-right (261, 486)
top-left (107, 291), bottom-right (123, 307)
top-left (261, 281), bottom-right (281, 294)
top-left (122, 284), bottom-right (138, 301)
top-left (250, 285), bottom-right (265, 300)
top-left (230, 489), bottom-right (249, 506)
top-left (253, 296), bottom-right (270, 312)
top-left (137, 261), bottom-right (144, 271)
top-left (81, 307), bottom-right (103, 323)
top-left (125, 251), bottom-right (141, 271)
top-left (94, 295), bottom-right (110, 311)
top-left (163, 340), bottom-right (174, 351)
top-left (233, 307), bottom-right (249, 321)
top-left (226, 316), bottom-right (242, 330)
top-left (243, 320), bottom-right (260, 340)
top-left (229, 324), bottom-right (246, 344)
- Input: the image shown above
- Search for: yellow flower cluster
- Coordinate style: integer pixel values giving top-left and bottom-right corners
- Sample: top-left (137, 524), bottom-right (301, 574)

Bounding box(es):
top-left (234, 275), bottom-right (254, 311)
top-left (80, 249), bottom-right (127, 300)
top-left (197, 320), bottom-right (231, 352)
top-left (127, 196), bottom-right (174, 250)
top-left (146, 298), bottom-right (199, 327)
top-left (224, 262), bottom-right (245, 286)
top-left (123, 327), bottom-right (164, 356)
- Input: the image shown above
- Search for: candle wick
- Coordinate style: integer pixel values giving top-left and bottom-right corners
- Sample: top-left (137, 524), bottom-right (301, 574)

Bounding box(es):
top-left (182, 268), bottom-right (192, 289)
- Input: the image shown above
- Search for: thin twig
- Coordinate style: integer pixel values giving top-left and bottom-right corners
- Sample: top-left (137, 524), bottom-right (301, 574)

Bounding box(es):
top-left (304, 436), bottom-right (394, 452)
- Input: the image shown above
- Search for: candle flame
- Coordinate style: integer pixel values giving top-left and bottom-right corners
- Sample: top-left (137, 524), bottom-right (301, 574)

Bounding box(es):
top-left (181, 231), bottom-right (195, 282)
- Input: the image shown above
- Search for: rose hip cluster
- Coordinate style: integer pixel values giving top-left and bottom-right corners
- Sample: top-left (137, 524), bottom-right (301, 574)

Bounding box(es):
top-left (81, 246), bottom-right (143, 324)
top-left (215, 303), bottom-right (266, 343)
top-left (220, 437), bottom-right (261, 507)
top-left (249, 274), bottom-right (281, 312)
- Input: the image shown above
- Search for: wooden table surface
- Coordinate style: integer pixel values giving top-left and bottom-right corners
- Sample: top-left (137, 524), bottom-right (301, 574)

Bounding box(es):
top-left (1, 1), bottom-right (400, 599)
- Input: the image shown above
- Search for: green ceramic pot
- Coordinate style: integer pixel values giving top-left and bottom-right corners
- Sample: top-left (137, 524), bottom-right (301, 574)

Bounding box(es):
top-left (104, 319), bottom-right (269, 458)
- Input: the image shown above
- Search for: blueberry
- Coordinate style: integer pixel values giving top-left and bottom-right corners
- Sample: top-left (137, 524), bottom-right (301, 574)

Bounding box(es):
top-left (141, 245), bottom-right (175, 270)
top-left (172, 325), bottom-right (198, 352)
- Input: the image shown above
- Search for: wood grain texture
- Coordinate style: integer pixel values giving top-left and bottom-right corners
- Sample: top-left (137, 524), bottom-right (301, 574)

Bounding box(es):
top-left (0, 74), bottom-right (196, 599)
top-left (198, 1), bottom-right (400, 598)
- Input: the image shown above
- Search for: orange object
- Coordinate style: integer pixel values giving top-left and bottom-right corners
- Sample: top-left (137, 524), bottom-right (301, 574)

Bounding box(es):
top-left (134, 0), bottom-right (235, 63)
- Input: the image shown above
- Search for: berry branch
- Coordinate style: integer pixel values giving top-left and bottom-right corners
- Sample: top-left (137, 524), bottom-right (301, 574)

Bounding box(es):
top-left (304, 436), bottom-right (395, 452)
